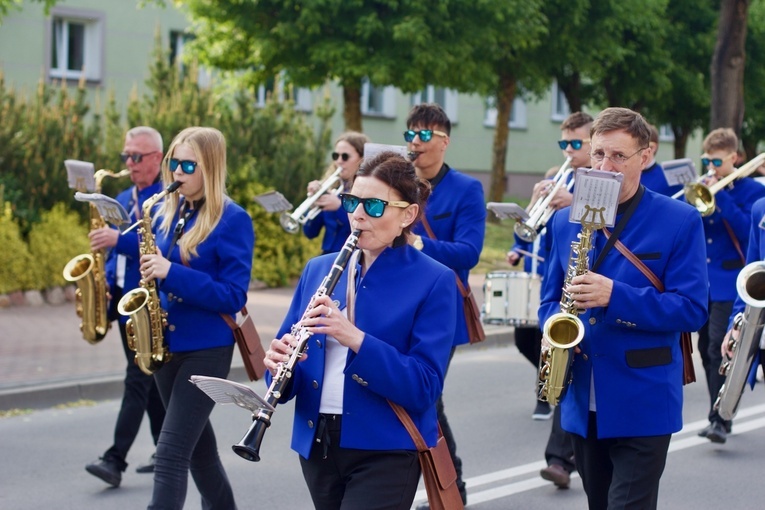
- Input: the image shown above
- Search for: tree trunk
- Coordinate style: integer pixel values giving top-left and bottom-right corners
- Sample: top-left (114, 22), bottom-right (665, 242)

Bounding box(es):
top-left (342, 85), bottom-right (362, 132)
top-left (489, 72), bottom-right (517, 223)
top-left (710, 0), bottom-right (750, 134)
top-left (672, 126), bottom-right (690, 159)
top-left (557, 72), bottom-right (582, 114)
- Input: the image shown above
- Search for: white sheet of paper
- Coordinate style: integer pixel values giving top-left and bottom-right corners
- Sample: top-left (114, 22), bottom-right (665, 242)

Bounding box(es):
top-left (189, 375), bottom-right (274, 413)
top-left (661, 158), bottom-right (697, 187)
top-left (254, 190), bottom-right (293, 213)
top-left (74, 192), bottom-right (131, 229)
top-left (65, 159), bottom-right (96, 192)
top-left (363, 143), bottom-right (408, 160)
top-left (486, 202), bottom-right (529, 221)
top-left (569, 168), bottom-right (623, 227)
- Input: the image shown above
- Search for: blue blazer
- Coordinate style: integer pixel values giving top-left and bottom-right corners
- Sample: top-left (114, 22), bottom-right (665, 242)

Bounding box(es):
top-left (157, 199), bottom-right (255, 352)
top-left (412, 166), bottom-right (486, 346)
top-left (509, 231), bottom-right (547, 276)
top-left (303, 207), bottom-right (352, 254)
top-left (105, 182), bottom-right (163, 324)
top-left (640, 161), bottom-right (683, 198)
top-left (540, 189), bottom-right (708, 438)
top-left (730, 196), bottom-right (765, 326)
top-left (698, 178), bottom-right (765, 302)
top-left (270, 245), bottom-right (457, 459)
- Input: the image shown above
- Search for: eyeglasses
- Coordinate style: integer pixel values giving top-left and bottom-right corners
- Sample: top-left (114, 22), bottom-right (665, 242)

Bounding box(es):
top-left (701, 154), bottom-right (734, 168)
top-left (169, 158), bottom-right (198, 174)
top-left (120, 151), bottom-right (158, 163)
top-left (403, 129), bottom-right (448, 143)
top-left (558, 139), bottom-right (590, 150)
top-left (590, 147), bottom-right (646, 165)
top-left (339, 193), bottom-right (410, 218)
top-left (332, 152), bottom-right (351, 162)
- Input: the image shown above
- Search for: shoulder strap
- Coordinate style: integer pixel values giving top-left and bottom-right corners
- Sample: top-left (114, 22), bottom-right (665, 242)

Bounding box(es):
top-left (388, 400), bottom-right (428, 452)
top-left (602, 229), bottom-right (663, 292)
top-left (592, 185), bottom-right (644, 273)
top-left (419, 213), bottom-right (470, 298)
top-left (721, 218), bottom-right (746, 265)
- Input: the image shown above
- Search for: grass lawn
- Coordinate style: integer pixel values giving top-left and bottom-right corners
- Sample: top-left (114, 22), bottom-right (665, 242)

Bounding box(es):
top-left (474, 196), bottom-right (531, 275)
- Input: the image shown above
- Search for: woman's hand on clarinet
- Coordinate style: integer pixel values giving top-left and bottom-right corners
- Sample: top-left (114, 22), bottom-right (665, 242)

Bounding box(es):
top-left (303, 295), bottom-right (365, 353)
top-left (265, 334), bottom-right (305, 376)
top-left (139, 248), bottom-right (171, 280)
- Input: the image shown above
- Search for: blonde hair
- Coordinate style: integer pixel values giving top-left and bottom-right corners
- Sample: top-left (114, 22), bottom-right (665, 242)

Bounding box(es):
top-left (702, 128), bottom-right (738, 154)
top-left (157, 127), bottom-right (228, 262)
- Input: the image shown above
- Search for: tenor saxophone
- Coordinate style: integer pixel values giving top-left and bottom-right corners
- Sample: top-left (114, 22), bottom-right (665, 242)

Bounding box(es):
top-left (232, 229), bottom-right (362, 462)
top-left (537, 205), bottom-right (605, 405)
top-left (117, 181), bottom-right (182, 375)
top-left (63, 168), bottom-right (130, 344)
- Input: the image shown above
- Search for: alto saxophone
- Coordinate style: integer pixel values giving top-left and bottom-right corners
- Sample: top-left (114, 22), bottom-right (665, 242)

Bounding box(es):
top-left (537, 205), bottom-right (606, 405)
top-left (63, 168), bottom-right (130, 344)
top-left (232, 229), bottom-right (362, 462)
top-left (117, 181), bottom-right (182, 375)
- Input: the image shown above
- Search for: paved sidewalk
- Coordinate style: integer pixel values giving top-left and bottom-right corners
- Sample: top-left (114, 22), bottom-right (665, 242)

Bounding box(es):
top-left (0, 275), bottom-right (514, 411)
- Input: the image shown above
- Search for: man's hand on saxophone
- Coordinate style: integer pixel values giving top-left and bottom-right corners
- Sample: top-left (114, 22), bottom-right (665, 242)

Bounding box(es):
top-left (566, 272), bottom-right (614, 309)
top-left (139, 248), bottom-right (170, 281)
top-left (88, 226), bottom-right (120, 251)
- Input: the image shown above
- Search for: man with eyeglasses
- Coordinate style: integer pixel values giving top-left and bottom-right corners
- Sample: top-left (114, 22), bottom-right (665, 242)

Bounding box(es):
top-left (84, 126), bottom-right (166, 488)
top-left (405, 103), bottom-right (485, 509)
top-left (692, 128), bottom-right (765, 445)
top-left (541, 107), bottom-right (709, 509)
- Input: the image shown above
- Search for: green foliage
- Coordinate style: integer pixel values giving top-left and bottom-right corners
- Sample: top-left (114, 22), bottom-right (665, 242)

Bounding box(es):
top-left (28, 203), bottom-right (90, 289)
top-left (0, 202), bottom-right (36, 293)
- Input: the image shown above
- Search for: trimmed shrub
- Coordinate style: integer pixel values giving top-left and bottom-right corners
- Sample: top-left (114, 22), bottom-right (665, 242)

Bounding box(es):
top-left (0, 202), bottom-right (37, 293)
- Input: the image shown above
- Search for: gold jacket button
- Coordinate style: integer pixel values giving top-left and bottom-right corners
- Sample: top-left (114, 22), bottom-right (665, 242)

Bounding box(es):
top-left (589, 317), bottom-right (597, 325)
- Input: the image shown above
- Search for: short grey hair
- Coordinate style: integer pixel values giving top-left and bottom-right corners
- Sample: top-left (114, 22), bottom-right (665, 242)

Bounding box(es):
top-left (126, 126), bottom-right (163, 152)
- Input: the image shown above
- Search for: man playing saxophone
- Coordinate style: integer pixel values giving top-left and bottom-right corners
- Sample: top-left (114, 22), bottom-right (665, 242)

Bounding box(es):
top-left (539, 108), bottom-right (708, 510)
top-left (84, 126), bottom-right (166, 487)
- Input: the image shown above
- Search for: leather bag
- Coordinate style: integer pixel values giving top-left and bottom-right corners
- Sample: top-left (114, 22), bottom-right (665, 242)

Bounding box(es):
top-left (222, 307), bottom-right (267, 381)
top-left (389, 401), bottom-right (464, 510)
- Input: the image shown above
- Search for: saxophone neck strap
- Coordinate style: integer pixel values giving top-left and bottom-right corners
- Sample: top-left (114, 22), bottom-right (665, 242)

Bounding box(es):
top-left (591, 185), bottom-right (644, 273)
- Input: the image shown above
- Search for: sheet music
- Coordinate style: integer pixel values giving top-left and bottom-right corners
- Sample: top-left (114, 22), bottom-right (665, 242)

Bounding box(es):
top-left (661, 158), bottom-right (697, 187)
top-left (74, 192), bottom-right (131, 229)
top-left (363, 143), bottom-right (408, 160)
top-left (569, 169), bottom-right (622, 227)
top-left (253, 190), bottom-right (293, 213)
top-left (189, 375), bottom-right (274, 413)
top-left (65, 159), bottom-right (96, 192)
top-left (486, 202), bottom-right (529, 221)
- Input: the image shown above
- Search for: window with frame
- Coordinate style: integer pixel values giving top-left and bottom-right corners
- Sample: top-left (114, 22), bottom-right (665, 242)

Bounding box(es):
top-left (484, 96), bottom-right (527, 129)
top-left (169, 31), bottom-right (212, 89)
top-left (550, 81), bottom-right (570, 122)
top-left (49, 9), bottom-right (104, 82)
top-left (361, 78), bottom-right (395, 117)
top-left (252, 74), bottom-right (313, 112)
top-left (658, 124), bottom-right (675, 142)
top-left (411, 86), bottom-right (458, 123)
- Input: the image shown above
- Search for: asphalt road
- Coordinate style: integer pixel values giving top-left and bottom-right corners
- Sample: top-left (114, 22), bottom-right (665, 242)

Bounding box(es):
top-left (2, 343), bottom-right (764, 509)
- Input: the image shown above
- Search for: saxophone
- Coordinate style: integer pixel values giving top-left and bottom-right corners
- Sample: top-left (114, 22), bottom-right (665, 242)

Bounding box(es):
top-left (63, 168), bottom-right (130, 344)
top-left (232, 229), bottom-right (362, 462)
top-left (537, 205), bottom-right (606, 405)
top-left (117, 181), bottom-right (182, 375)
top-left (714, 261), bottom-right (765, 420)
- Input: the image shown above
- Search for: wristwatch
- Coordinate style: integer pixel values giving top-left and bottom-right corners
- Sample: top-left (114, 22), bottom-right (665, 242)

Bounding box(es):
top-left (413, 235), bottom-right (424, 250)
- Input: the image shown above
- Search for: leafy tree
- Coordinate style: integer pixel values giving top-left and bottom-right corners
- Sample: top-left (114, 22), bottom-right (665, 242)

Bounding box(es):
top-left (0, 0), bottom-right (57, 25)
top-left (741, 0), bottom-right (765, 157)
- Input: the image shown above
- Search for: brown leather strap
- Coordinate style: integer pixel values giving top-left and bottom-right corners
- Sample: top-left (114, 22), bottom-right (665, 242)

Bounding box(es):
top-left (420, 216), bottom-right (470, 298)
top-left (722, 218), bottom-right (746, 265)
top-left (603, 228), bottom-right (664, 292)
top-left (388, 400), bottom-right (429, 452)
top-left (221, 306), bottom-right (249, 330)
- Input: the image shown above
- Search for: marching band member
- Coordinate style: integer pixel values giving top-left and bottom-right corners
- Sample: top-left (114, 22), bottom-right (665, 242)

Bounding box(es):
top-left (639, 124), bottom-right (683, 197)
top-left (694, 128), bottom-right (765, 444)
top-left (265, 152), bottom-right (457, 510)
top-left (405, 103), bottom-right (486, 508)
top-left (85, 126), bottom-right (166, 487)
top-left (304, 132), bottom-right (371, 253)
top-left (140, 127), bottom-right (254, 510)
top-left (540, 107), bottom-right (708, 510)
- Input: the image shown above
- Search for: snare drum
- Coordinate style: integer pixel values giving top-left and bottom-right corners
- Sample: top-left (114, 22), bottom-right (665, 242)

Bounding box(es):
top-left (482, 271), bottom-right (541, 326)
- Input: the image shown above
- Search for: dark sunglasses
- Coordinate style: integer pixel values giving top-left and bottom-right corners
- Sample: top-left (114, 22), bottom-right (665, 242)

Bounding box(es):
top-left (557, 139), bottom-right (590, 150)
top-left (403, 129), bottom-right (447, 143)
top-left (332, 152), bottom-right (351, 162)
top-left (169, 158), bottom-right (198, 174)
top-left (701, 155), bottom-right (732, 168)
top-left (339, 193), bottom-right (410, 218)
top-left (120, 151), bottom-right (158, 163)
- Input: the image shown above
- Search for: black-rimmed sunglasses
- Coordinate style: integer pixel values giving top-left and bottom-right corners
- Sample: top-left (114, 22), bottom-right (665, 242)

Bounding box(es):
top-left (169, 158), bottom-right (198, 174)
top-left (120, 151), bottom-right (158, 163)
top-left (332, 152), bottom-right (350, 162)
top-left (339, 193), bottom-right (410, 218)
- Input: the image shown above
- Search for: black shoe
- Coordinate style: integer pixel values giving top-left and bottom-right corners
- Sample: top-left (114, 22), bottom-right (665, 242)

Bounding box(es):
top-left (707, 421), bottom-right (727, 444)
top-left (415, 486), bottom-right (467, 509)
top-left (532, 401), bottom-right (553, 420)
top-left (540, 463), bottom-right (571, 489)
top-left (85, 458), bottom-right (122, 487)
top-left (697, 423), bottom-right (712, 438)
top-left (135, 453), bottom-right (155, 474)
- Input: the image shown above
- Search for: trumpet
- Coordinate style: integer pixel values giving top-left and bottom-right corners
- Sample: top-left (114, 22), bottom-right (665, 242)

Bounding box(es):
top-left (280, 167), bottom-right (342, 234)
top-left (514, 157), bottom-right (574, 242)
top-left (670, 170), bottom-right (715, 200)
top-left (682, 152), bottom-right (765, 216)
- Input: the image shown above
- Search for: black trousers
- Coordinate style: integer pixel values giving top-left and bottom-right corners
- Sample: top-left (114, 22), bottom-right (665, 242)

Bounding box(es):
top-left (435, 347), bottom-right (466, 495)
top-left (516, 326), bottom-right (575, 472)
top-left (299, 414), bottom-right (421, 510)
top-left (103, 319), bottom-right (166, 471)
top-left (572, 412), bottom-right (671, 510)
top-left (698, 300), bottom-right (733, 427)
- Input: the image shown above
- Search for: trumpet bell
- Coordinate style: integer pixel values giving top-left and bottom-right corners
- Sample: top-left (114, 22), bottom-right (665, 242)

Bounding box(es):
top-left (513, 222), bottom-right (539, 243)
top-left (684, 183), bottom-right (715, 217)
top-left (279, 212), bottom-right (300, 235)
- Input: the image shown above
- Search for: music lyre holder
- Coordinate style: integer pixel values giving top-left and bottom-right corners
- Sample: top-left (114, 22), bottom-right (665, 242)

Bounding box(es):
top-left (189, 375), bottom-right (274, 414)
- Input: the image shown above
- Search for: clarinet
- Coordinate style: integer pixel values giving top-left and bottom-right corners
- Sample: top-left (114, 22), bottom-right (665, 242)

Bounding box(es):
top-left (232, 229), bottom-right (362, 462)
